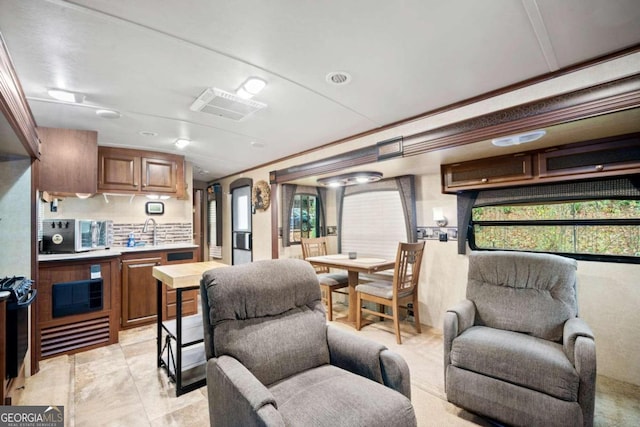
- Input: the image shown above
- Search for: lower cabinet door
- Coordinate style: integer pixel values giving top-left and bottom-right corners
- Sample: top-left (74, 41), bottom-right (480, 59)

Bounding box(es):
top-left (164, 288), bottom-right (198, 320)
top-left (121, 257), bottom-right (162, 328)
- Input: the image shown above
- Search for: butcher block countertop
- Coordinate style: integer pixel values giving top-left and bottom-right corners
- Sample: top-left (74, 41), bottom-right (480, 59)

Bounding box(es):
top-left (152, 260), bottom-right (228, 289)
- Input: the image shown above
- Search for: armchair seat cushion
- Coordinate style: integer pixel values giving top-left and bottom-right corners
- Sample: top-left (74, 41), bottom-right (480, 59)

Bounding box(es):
top-left (356, 281), bottom-right (413, 300)
top-left (450, 326), bottom-right (579, 401)
top-left (269, 364), bottom-right (415, 427)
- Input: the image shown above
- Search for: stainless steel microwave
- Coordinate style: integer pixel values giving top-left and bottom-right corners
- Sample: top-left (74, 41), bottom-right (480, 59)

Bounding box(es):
top-left (42, 219), bottom-right (110, 253)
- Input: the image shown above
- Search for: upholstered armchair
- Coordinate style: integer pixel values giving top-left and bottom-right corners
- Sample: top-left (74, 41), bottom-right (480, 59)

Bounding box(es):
top-left (444, 251), bottom-right (596, 427)
top-left (201, 258), bottom-right (416, 427)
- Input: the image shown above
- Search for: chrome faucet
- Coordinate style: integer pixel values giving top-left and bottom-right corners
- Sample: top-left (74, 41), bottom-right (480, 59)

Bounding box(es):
top-left (142, 217), bottom-right (158, 246)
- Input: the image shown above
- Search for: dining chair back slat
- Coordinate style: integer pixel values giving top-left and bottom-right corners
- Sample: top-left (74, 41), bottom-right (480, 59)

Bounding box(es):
top-left (300, 237), bottom-right (349, 321)
top-left (356, 241), bottom-right (425, 344)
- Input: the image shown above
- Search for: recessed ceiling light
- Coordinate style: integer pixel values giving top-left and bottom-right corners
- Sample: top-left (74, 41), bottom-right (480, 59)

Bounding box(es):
top-left (48, 89), bottom-right (85, 103)
top-left (326, 71), bottom-right (352, 85)
top-left (96, 109), bottom-right (121, 119)
top-left (250, 141), bottom-right (265, 148)
top-left (492, 130), bottom-right (546, 147)
top-left (139, 131), bottom-right (158, 137)
top-left (175, 138), bottom-right (190, 149)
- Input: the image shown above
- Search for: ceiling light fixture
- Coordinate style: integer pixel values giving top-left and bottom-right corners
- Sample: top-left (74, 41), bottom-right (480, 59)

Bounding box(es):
top-left (492, 129), bottom-right (546, 147)
top-left (236, 77), bottom-right (267, 100)
top-left (174, 138), bottom-right (190, 149)
top-left (317, 171), bottom-right (383, 187)
top-left (96, 109), bottom-right (121, 119)
top-left (47, 89), bottom-right (85, 103)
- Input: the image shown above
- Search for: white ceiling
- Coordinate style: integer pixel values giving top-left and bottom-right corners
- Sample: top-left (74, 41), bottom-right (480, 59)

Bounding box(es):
top-left (1, 0), bottom-right (639, 181)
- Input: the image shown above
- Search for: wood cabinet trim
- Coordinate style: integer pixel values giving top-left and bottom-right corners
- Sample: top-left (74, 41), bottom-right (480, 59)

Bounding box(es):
top-left (0, 34), bottom-right (40, 158)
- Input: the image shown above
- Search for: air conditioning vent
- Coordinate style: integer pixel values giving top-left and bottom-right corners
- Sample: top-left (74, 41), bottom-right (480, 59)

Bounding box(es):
top-left (189, 87), bottom-right (267, 121)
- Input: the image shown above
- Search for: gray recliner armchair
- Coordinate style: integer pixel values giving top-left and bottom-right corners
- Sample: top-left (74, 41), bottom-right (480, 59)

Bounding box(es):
top-left (444, 251), bottom-right (596, 427)
top-left (201, 258), bottom-right (416, 427)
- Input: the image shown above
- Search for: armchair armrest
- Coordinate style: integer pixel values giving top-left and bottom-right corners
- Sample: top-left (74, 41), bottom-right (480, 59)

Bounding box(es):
top-left (207, 355), bottom-right (284, 427)
top-left (563, 318), bottom-right (596, 427)
top-left (563, 317), bottom-right (595, 365)
top-left (327, 325), bottom-right (411, 398)
top-left (443, 299), bottom-right (475, 391)
top-left (443, 299), bottom-right (475, 352)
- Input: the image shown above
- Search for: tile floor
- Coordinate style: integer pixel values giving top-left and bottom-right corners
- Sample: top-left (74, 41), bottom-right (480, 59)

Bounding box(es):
top-left (13, 304), bottom-right (640, 426)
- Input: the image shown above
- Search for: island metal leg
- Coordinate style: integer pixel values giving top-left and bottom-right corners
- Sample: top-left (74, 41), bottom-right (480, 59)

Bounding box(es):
top-left (156, 279), bottom-right (163, 367)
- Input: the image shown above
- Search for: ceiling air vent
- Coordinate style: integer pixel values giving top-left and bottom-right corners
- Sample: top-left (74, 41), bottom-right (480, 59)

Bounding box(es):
top-left (189, 87), bottom-right (267, 121)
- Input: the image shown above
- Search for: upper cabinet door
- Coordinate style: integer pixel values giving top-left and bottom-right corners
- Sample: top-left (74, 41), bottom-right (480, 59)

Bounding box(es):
top-left (141, 156), bottom-right (178, 193)
top-left (38, 127), bottom-right (98, 195)
top-left (98, 147), bottom-right (141, 192)
top-left (97, 146), bottom-right (185, 197)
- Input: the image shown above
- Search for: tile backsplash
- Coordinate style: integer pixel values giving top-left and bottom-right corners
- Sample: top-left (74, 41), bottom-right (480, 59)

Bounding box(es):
top-left (111, 222), bottom-right (192, 247)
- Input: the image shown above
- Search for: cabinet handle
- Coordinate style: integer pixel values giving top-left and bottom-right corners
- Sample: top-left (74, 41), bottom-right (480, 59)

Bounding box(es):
top-left (595, 165), bottom-right (604, 171)
top-left (133, 182), bottom-right (138, 187)
top-left (481, 178), bottom-right (488, 183)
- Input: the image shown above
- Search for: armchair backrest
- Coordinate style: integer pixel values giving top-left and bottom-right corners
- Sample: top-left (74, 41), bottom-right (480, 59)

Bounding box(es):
top-left (466, 251), bottom-right (578, 341)
top-left (201, 259), bottom-right (330, 386)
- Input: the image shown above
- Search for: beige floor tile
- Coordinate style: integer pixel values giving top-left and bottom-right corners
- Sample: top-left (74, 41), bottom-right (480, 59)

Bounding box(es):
top-left (133, 369), bottom-right (206, 421)
top-left (119, 323), bottom-right (157, 347)
top-left (122, 338), bottom-right (161, 381)
top-left (74, 366), bottom-right (145, 426)
top-left (149, 399), bottom-right (210, 427)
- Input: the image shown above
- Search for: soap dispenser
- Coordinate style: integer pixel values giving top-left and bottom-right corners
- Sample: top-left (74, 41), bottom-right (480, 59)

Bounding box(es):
top-left (127, 232), bottom-right (135, 247)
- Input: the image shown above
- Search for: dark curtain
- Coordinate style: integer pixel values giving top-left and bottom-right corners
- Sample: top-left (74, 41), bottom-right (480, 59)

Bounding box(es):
top-left (280, 184), bottom-right (297, 247)
top-left (317, 187), bottom-right (327, 236)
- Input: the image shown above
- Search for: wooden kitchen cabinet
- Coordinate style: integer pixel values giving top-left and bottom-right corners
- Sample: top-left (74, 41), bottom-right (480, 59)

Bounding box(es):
top-left (120, 249), bottom-right (197, 329)
top-left (538, 134), bottom-right (640, 180)
top-left (38, 127), bottom-right (98, 195)
top-left (98, 147), bottom-right (185, 198)
top-left (442, 153), bottom-right (533, 192)
top-left (441, 132), bottom-right (640, 193)
top-left (121, 257), bottom-right (162, 329)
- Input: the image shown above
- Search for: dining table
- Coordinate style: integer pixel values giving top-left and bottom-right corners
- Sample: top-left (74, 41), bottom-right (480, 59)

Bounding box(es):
top-left (305, 254), bottom-right (395, 324)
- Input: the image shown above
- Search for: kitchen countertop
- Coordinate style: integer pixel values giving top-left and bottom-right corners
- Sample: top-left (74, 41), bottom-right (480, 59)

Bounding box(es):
top-left (39, 243), bottom-right (199, 262)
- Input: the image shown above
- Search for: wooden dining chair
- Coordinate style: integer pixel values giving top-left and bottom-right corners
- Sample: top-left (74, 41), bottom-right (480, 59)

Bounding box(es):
top-left (300, 237), bottom-right (349, 321)
top-left (355, 241), bottom-right (425, 344)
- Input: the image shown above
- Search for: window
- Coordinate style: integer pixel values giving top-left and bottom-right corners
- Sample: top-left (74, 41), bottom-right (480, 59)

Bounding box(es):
top-left (289, 194), bottom-right (319, 243)
top-left (470, 199), bottom-right (640, 262)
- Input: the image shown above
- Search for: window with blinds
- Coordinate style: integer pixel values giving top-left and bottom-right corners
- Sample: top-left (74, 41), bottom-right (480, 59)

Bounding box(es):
top-left (208, 199), bottom-right (222, 259)
top-left (341, 191), bottom-right (406, 261)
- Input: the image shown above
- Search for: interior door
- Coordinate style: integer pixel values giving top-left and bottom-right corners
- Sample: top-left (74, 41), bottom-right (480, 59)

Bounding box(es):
top-left (232, 184), bottom-right (252, 265)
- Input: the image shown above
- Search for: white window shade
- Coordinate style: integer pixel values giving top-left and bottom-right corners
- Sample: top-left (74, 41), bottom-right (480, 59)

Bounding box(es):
top-left (341, 191), bottom-right (406, 261)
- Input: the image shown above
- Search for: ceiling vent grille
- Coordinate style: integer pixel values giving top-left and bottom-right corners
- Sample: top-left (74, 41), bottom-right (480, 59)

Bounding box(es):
top-left (189, 88), bottom-right (267, 121)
